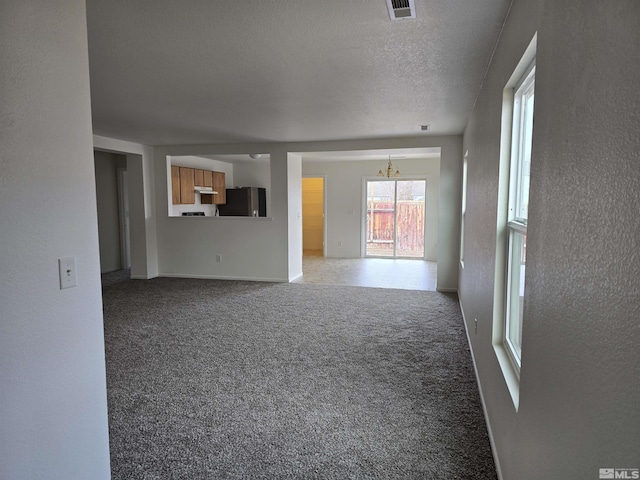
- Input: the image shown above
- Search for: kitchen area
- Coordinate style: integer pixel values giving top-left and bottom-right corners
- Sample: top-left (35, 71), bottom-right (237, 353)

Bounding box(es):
top-left (167, 155), bottom-right (269, 218)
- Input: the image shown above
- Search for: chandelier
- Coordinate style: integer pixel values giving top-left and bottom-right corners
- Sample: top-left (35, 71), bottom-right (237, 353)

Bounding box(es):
top-left (377, 157), bottom-right (401, 178)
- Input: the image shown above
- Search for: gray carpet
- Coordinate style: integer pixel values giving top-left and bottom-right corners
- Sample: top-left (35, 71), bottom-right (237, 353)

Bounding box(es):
top-left (101, 268), bottom-right (131, 286)
top-left (103, 277), bottom-right (496, 479)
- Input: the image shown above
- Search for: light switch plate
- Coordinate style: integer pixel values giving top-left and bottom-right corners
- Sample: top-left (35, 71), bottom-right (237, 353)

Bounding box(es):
top-left (59, 257), bottom-right (77, 289)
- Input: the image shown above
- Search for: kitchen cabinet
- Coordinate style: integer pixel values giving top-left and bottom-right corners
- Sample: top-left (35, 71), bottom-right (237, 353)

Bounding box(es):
top-left (179, 167), bottom-right (195, 204)
top-left (171, 166), bottom-right (181, 204)
top-left (194, 169), bottom-right (204, 187)
top-left (213, 171), bottom-right (226, 204)
top-left (171, 166), bottom-right (225, 205)
top-left (203, 170), bottom-right (213, 188)
top-left (202, 171), bottom-right (225, 205)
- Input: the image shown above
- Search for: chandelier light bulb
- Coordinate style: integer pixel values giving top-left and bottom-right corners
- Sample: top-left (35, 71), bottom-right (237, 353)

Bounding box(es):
top-left (376, 157), bottom-right (400, 178)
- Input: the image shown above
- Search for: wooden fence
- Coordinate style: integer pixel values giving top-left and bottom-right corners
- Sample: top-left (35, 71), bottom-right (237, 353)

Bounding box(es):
top-left (366, 201), bottom-right (425, 256)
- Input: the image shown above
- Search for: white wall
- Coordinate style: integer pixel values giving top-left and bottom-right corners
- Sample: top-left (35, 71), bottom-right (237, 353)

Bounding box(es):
top-left (94, 151), bottom-right (126, 272)
top-left (287, 153), bottom-right (303, 281)
top-left (459, 1), bottom-right (640, 478)
top-left (302, 157), bottom-right (440, 261)
top-left (233, 160), bottom-right (271, 188)
top-left (0, 1), bottom-right (111, 478)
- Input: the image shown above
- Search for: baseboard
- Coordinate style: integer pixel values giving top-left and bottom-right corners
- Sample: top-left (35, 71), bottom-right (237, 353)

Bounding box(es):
top-left (459, 303), bottom-right (504, 480)
top-left (159, 273), bottom-right (287, 283)
top-left (288, 272), bottom-right (303, 282)
top-left (436, 287), bottom-right (458, 293)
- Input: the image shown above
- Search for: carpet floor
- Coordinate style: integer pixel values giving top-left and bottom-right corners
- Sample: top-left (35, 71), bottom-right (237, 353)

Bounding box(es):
top-left (103, 277), bottom-right (496, 479)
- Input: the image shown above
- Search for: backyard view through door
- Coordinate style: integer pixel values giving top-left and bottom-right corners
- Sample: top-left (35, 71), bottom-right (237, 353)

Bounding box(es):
top-left (366, 180), bottom-right (426, 258)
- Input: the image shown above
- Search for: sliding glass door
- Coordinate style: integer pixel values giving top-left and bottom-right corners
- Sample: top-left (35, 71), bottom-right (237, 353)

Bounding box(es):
top-left (365, 180), bottom-right (426, 258)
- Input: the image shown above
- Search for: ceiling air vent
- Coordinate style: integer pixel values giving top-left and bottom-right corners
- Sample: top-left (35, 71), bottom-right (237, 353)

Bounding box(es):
top-left (386, 0), bottom-right (416, 20)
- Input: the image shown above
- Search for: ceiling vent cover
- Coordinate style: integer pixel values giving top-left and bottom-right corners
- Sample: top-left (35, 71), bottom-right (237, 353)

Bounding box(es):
top-left (386, 0), bottom-right (416, 20)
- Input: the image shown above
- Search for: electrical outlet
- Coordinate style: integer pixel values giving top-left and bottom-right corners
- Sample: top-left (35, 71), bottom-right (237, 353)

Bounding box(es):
top-left (59, 257), bottom-right (77, 289)
top-left (337, 241), bottom-right (342, 246)
top-left (474, 318), bottom-right (478, 335)
top-left (216, 254), bottom-right (222, 262)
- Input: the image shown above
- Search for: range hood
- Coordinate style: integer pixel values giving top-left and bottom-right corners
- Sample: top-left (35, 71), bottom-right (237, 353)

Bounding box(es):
top-left (194, 186), bottom-right (218, 195)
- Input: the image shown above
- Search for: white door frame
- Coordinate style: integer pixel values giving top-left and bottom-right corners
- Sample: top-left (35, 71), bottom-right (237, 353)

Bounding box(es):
top-left (117, 167), bottom-right (131, 269)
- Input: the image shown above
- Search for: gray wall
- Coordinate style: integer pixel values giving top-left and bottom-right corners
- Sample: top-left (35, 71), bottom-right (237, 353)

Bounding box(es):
top-left (94, 150), bottom-right (126, 272)
top-left (459, 1), bottom-right (640, 478)
top-left (0, 1), bottom-right (111, 478)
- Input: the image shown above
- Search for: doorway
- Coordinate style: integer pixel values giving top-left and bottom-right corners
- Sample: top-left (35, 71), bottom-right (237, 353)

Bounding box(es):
top-left (302, 177), bottom-right (325, 256)
top-left (94, 151), bottom-right (131, 273)
top-left (365, 179), bottom-right (426, 258)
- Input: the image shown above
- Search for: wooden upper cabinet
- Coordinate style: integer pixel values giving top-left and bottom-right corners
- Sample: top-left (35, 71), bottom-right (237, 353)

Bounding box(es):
top-left (202, 170), bottom-right (225, 205)
top-left (179, 167), bottom-right (195, 204)
top-left (194, 169), bottom-right (205, 187)
top-left (172, 166), bottom-right (220, 205)
top-left (203, 170), bottom-right (213, 188)
top-left (213, 171), bottom-right (226, 204)
top-left (171, 166), bottom-right (181, 204)
top-left (200, 170), bottom-right (215, 205)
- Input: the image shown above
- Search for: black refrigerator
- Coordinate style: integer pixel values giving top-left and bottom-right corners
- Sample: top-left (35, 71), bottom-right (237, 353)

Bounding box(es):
top-left (217, 187), bottom-right (266, 217)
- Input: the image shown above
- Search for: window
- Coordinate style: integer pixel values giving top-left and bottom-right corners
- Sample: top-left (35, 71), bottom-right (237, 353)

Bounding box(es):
top-left (365, 179), bottom-right (426, 258)
top-left (493, 34), bottom-right (536, 408)
top-left (460, 151), bottom-right (468, 267)
top-left (504, 60), bottom-right (535, 371)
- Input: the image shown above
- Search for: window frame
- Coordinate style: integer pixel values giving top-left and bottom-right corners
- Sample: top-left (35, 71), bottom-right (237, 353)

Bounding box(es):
top-left (492, 33), bottom-right (537, 410)
top-left (504, 60), bottom-right (535, 373)
top-left (508, 62), bottom-right (536, 226)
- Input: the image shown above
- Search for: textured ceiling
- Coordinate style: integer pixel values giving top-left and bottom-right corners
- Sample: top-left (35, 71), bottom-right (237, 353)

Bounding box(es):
top-left (86, 0), bottom-right (511, 146)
